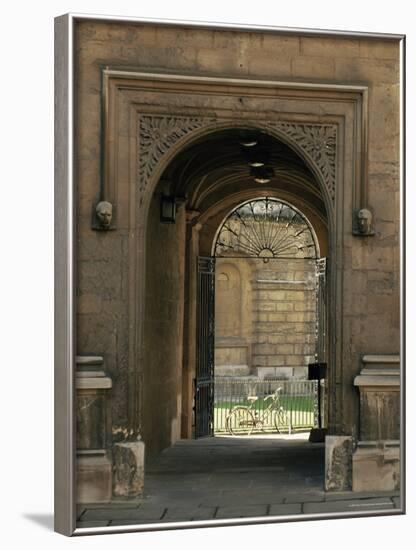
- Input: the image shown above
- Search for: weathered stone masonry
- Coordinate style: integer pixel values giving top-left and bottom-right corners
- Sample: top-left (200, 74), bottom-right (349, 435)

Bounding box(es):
top-left (73, 20), bottom-right (400, 499)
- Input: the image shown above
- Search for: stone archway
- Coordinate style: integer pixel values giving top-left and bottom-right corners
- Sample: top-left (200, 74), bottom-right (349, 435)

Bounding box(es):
top-left (69, 22), bottom-right (401, 522)
top-left (98, 68), bottom-right (371, 461)
top-left (140, 123), bottom-right (331, 447)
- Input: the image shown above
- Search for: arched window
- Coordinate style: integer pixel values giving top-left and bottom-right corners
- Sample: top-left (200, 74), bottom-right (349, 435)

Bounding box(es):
top-left (214, 197), bottom-right (318, 259)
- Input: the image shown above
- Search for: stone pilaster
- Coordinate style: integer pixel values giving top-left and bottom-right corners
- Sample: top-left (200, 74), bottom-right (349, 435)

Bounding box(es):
top-left (76, 356), bottom-right (113, 504)
top-left (352, 355), bottom-right (400, 492)
top-left (112, 439), bottom-right (145, 497)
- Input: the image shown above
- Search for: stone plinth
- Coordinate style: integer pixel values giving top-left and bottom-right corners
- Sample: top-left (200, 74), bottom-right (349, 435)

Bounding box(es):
top-left (352, 441), bottom-right (400, 492)
top-left (354, 354), bottom-right (400, 440)
top-left (76, 356), bottom-right (113, 504)
top-left (113, 439), bottom-right (145, 497)
top-left (325, 436), bottom-right (353, 491)
top-left (352, 354), bottom-right (401, 492)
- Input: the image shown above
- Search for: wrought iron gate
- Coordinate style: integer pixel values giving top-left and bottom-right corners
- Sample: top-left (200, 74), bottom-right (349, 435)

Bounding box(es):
top-left (194, 257), bottom-right (216, 438)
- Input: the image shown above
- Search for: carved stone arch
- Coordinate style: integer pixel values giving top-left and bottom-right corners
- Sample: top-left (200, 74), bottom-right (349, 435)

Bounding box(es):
top-left (97, 69), bottom-right (373, 442)
top-left (138, 116), bottom-right (335, 224)
top-left (257, 122), bottom-right (336, 211)
top-left (134, 117), bottom-right (337, 437)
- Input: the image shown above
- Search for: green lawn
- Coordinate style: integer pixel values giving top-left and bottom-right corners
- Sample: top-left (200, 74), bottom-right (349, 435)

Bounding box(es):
top-left (214, 395), bottom-right (316, 433)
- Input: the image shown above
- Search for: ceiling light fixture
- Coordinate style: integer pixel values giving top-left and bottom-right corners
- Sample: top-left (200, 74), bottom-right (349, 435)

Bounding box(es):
top-left (240, 139), bottom-right (257, 147)
top-left (251, 166), bottom-right (274, 184)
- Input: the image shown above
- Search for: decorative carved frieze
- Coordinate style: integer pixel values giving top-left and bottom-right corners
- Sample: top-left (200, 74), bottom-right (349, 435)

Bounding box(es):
top-left (137, 115), bottom-right (337, 204)
top-left (138, 115), bottom-right (215, 200)
top-left (266, 122), bottom-right (337, 201)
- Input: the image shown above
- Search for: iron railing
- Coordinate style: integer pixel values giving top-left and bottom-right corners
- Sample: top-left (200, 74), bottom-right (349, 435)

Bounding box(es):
top-left (214, 377), bottom-right (319, 434)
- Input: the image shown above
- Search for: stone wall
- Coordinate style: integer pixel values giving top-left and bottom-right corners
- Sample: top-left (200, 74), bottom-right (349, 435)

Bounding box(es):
top-left (141, 195), bottom-right (186, 456)
top-left (77, 214), bottom-right (130, 431)
top-left (74, 20), bottom-right (400, 446)
top-left (215, 257), bottom-right (317, 379)
top-left (215, 258), bottom-right (253, 375)
top-left (252, 259), bottom-right (316, 379)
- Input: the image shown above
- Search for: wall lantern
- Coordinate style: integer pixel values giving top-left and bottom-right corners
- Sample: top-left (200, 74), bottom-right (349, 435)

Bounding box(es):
top-left (160, 195), bottom-right (176, 223)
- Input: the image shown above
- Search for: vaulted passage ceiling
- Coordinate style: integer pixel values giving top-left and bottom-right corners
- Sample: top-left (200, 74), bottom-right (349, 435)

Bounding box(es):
top-left (158, 128), bottom-right (327, 223)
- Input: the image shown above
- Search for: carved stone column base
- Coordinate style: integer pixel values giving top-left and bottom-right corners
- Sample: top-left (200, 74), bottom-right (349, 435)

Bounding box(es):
top-left (113, 439), bottom-right (145, 497)
top-left (354, 354), bottom-right (400, 440)
top-left (352, 441), bottom-right (400, 492)
top-left (325, 435), bottom-right (353, 491)
top-left (76, 357), bottom-right (113, 504)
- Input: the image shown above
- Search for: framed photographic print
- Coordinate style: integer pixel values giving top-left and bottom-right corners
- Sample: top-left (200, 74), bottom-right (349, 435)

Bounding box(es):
top-left (54, 13), bottom-right (405, 536)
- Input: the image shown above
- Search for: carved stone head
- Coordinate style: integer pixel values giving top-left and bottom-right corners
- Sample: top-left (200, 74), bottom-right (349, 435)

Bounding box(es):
top-left (357, 208), bottom-right (373, 235)
top-left (95, 201), bottom-right (113, 229)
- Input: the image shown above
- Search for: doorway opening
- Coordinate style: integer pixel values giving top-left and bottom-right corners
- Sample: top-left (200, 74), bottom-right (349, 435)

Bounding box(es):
top-left (194, 197), bottom-right (327, 438)
top-left (142, 127), bottom-right (329, 458)
top-left (136, 126), bottom-right (331, 520)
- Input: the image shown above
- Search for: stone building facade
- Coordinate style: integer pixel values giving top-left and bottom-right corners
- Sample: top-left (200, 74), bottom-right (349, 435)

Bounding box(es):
top-left (215, 257), bottom-right (317, 379)
top-left (61, 16), bottom-right (401, 504)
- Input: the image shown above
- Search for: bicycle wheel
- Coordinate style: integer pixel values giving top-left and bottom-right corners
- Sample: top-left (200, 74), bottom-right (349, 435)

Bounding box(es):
top-left (226, 407), bottom-right (255, 436)
top-left (274, 407), bottom-right (290, 434)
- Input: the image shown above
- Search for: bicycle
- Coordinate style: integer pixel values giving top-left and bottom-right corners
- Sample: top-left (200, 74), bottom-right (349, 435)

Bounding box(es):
top-left (225, 387), bottom-right (291, 436)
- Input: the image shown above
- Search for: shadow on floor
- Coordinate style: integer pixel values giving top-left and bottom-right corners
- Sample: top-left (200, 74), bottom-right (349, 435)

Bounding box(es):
top-left (23, 513), bottom-right (54, 531)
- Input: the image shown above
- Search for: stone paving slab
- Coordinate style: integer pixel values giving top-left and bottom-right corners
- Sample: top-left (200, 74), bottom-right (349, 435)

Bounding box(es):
top-left (163, 506), bottom-right (217, 521)
top-left (76, 500), bottom-right (144, 520)
top-left (284, 492), bottom-right (325, 503)
top-left (303, 497), bottom-right (395, 515)
top-left (109, 519), bottom-right (161, 526)
top-left (269, 503), bottom-right (302, 515)
top-left (250, 480), bottom-right (311, 490)
top-left (82, 506), bottom-right (166, 521)
top-left (216, 504), bottom-right (268, 519)
top-left (145, 491), bottom-right (223, 502)
top-left (197, 493), bottom-right (281, 507)
top-left (211, 466), bottom-right (285, 477)
top-left (324, 490), bottom-right (399, 501)
top-left (219, 489), bottom-right (286, 504)
top-left (77, 500), bottom-right (142, 513)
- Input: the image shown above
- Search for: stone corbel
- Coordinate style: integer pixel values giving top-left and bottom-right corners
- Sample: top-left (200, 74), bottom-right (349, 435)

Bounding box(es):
top-left (91, 200), bottom-right (116, 231)
top-left (352, 207), bottom-right (375, 236)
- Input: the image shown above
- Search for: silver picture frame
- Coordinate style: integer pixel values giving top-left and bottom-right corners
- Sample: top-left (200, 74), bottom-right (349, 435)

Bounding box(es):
top-left (54, 13), bottom-right (405, 536)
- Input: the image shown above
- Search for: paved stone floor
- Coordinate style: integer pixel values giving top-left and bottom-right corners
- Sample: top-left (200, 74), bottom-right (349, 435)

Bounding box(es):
top-left (76, 434), bottom-right (401, 529)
